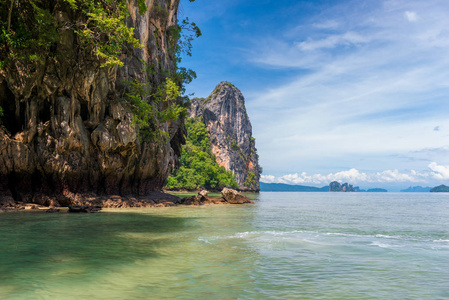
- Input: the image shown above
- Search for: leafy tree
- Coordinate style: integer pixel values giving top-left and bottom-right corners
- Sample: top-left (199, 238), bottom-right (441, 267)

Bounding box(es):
top-left (124, 77), bottom-right (187, 142)
top-left (165, 118), bottom-right (238, 190)
top-left (243, 172), bottom-right (256, 188)
top-left (0, 0), bottom-right (141, 68)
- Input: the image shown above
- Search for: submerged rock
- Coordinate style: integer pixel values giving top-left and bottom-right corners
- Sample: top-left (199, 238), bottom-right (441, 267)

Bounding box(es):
top-left (68, 205), bottom-right (102, 213)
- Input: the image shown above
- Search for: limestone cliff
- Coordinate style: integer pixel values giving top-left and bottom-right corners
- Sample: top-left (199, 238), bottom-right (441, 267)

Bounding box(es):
top-left (189, 82), bottom-right (261, 191)
top-left (329, 181), bottom-right (354, 192)
top-left (0, 0), bottom-right (184, 204)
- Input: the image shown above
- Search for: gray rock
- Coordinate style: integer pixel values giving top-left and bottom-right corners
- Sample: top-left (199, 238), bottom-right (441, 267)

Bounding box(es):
top-left (198, 190), bottom-right (209, 197)
top-left (189, 82), bottom-right (261, 191)
top-left (221, 188), bottom-right (253, 204)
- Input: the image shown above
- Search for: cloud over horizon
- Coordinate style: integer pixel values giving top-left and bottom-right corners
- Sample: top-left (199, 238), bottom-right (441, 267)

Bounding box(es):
top-left (261, 162), bottom-right (449, 187)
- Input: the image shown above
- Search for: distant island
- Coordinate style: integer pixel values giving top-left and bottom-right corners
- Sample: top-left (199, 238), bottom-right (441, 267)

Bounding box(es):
top-left (329, 181), bottom-right (357, 192)
top-left (260, 181), bottom-right (388, 192)
top-left (400, 186), bottom-right (431, 192)
top-left (328, 181), bottom-right (387, 192)
top-left (430, 185), bottom-right (449, 192)
top-left (260, 182), bottom-right (328, 192)
top-left (366, 188), bottom-right (388, 192)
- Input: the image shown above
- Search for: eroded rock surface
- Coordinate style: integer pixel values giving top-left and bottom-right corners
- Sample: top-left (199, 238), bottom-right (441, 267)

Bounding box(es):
top-left (180, 188), bottom-right (252, 205)
top-left (189, 82), bottom-right (261, 191)
top-left (221, 187), bottom-right (252, 204)
top-left (0, 0), bottom-right (184, 205)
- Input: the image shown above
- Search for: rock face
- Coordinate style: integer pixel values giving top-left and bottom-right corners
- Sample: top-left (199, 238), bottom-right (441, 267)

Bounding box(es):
top-left (221, 187), bottom-right (252, 204)
top-left (0, 1), bottom-right (184, 204)
top-left (180, 188), bottom-right (253, 205)
top-left (329, 181), bottom-right (354, 192)
top-left (189, 82), bottom-right (261, 191)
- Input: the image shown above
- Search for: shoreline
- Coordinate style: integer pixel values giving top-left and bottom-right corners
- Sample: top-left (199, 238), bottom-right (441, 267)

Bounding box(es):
top-left (0, 189), bottom-right (254, 212)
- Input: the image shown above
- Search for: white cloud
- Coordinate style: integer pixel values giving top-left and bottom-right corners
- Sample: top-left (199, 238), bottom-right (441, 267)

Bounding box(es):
top-left (312, 20), bottom-right (340, 29)
top-left (261, 162), bottom-right (449, 186)
top-left (296, 32), bottom-right (370, 51)
top-left (428, 162), bottom-right (449, 180)
top-left (260, 168), bottom-right (426, 185)
top-left (404, 11), bottom-right (418, 22)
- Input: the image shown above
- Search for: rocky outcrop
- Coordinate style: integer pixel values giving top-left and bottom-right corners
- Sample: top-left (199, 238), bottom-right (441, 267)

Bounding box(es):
top-left (329, 181), bottom-right (354, 192)
top-left (221, 187), bottom-right (252, 204)
top-left (189, 82), bottom-right (261, 191)
top-left (0, 191), bottom-right (183, 209)
top-left (180, 188), bottom-right (253, 205)
top-left (0, 1), bottom-right (184, 205)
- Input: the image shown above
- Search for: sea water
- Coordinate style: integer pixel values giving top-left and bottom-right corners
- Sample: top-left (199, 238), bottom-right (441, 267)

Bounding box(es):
top-left (1, 192), bottom-right (449, 299)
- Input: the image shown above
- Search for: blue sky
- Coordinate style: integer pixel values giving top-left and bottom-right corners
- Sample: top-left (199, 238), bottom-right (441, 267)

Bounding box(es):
top-left (179, 0), bottom-right (449, 191)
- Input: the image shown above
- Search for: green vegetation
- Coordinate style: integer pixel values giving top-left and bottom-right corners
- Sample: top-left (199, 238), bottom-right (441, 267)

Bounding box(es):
top-left (0, 0), bottom-right (57, 66)
top-left (243, 172), bottom-right (257, 188)
top-left (250, 137), bottom-right (263, 175)
top-left (69, 0), bottom-right (142, 67)
top-left (0, 0), bottom-right (141, 68)
top-left (231, 140), bottom-right (240, 150)
top-left (430, 185), bottom-right (449, 192)
top-left (124, 77), bottom-right (187, 142)
top-left (165, 118), bottom-right (238, 190)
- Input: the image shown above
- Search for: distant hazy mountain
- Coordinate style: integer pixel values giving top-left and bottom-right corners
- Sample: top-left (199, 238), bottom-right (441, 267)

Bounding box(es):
top-left (260, 182), bottom-right (328, 192)
top-left (430, 185), bottom-right (449, 192)
top-left (260, 182), bottom-right (389, 192)
top-left (366, 188), bottom-right (388, 192)
top-left (400, 186), bottom-right (431, 192)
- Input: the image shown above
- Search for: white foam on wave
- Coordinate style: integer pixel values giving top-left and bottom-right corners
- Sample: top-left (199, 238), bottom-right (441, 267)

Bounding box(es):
top-left (433, 239), bottom-right (449, 243)
top-left (227, 230), bottom-right (305, 239)
top-left (369, 241), bottom-right (395, 248)
top-left (224, 230), bottom-right (341, 247)
top-left (197, 237), bottom-right (213, 244)
top-left (375, 234), bottom-right (402, 239)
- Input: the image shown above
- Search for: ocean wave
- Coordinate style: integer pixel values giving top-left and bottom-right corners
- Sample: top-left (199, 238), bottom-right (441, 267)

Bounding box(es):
top-left (433, 239), bottom-right (449, 243)
top-left (375, 234), bottom-right (402, 239)
top-left (369, 241), bottom-right (402, 249)
top-left (200, 230), bottom-right (438, 249)
top-left (197, 237), bottom-right (213, 244)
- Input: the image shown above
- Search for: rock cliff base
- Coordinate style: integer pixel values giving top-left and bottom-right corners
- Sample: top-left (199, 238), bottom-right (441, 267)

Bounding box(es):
top-left (0, 188), bottom-right (253, 211)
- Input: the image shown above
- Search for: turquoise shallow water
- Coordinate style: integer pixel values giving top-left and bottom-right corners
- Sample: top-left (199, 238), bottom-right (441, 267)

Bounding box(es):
top-left (1, 192), bottom-right (449, 299)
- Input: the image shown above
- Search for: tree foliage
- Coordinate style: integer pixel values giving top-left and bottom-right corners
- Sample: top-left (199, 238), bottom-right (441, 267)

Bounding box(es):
top-left (0, 0), bottom-right (142, 68)
top-left (165, 118), bottom-right (238, 190)
top-left (124, 77), bottom-right (187, 142)
top-left (68, 0), bottom-right (142, 67)
top-left (0, 0), bottom-right (57, 66)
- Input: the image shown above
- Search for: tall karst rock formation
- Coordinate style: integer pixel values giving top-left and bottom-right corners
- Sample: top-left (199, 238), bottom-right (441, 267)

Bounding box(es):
top-left (0, 0), bottom-right (185, 204)
top-left (189, 82), bottom-right (261, 191)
